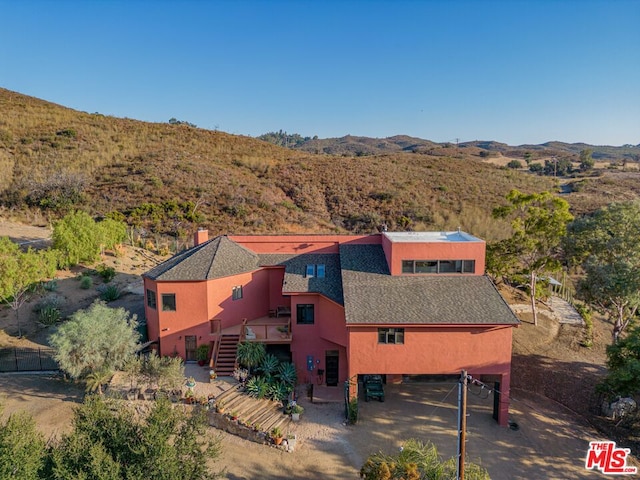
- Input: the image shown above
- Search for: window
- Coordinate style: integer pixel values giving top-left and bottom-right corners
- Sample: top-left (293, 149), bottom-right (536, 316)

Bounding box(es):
top-left (146, 289), bottom-right (157, 309)
top-left (305, 264), bottom-right (326, 278)
top-left (378, 328), bottom-right (405, 344)
top-left (402, 260), bottom-right (475, 274)
top-left (161, 293), bottom-right (176, 311)
top-left (296, 304), bottom-right (315, 324)
top-left (232, 285), bottom-right (243, 300)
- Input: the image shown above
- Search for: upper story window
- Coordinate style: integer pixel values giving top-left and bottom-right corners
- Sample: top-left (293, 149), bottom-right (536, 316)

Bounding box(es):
top-left (305, 264), bottom-right (326, 278)
top-left (296, 304), bottom-right (315, 324)
top-left (378, 328), bottom-right (404, 344)
top-left (146, 289), bottom-right (157, 309)
top-left (232, 285), bottom-right (243, 300)
top-left (402, 259), bottom-right (475, 274)
top-left (161, 293), bottom-right (176, 311)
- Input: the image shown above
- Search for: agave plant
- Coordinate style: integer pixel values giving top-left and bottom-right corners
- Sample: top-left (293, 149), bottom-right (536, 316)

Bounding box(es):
top-left (245, 376), bottom-right (269, 399)
top-left (258, 354), bottom-right (279, 380)
top-left (268, 381), bottom-right (291, 402)
top-left (277, 362), bottom-right (297, 387)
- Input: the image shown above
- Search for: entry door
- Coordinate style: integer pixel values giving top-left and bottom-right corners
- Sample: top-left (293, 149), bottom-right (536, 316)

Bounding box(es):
top-left (325, 350), bottom-right (339, 386)
top-left (185, 336), bottom-right (197, 361)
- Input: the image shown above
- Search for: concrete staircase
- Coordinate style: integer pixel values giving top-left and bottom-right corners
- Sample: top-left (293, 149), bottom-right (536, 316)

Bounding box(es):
top-left (214, 334), bottom-right (239, 376)
top-left (215, 385), bottom-right (292, 434)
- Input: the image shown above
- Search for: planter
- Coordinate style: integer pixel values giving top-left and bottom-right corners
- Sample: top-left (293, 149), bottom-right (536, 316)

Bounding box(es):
top-left (273, 436), bottom-right (283, 446)
top-left (142, 389), bottom-right (156, 401)
top-left (126, 388), bottom-right (139, 401)
top-left (291, 413), bottom-right (300, 422)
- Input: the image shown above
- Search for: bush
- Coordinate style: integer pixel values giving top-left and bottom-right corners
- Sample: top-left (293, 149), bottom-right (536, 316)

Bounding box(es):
top-left (79, 275), bottom-right (93, 289)
top-left (348, 397), bottom-right (358, 425)
top-left (39, 306), bottom-right (61, 326)
top-left (98, 284), bottom-right (121, 302)
top-left (96, 264), bottom-right (116, 283)
top-left (43, 279), bottom-right (58, 292)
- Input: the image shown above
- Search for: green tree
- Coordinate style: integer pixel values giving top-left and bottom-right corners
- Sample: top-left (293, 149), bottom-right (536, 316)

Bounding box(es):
top-left (96, 218), bottom-right (127, 254)
top-left (579, 148), bottom-right (595, 171)
top-left (46, 396), bottom-right (223, 480)
top-left (360, 439), bottom-right (489, 480)
top-left (0, 237), bottom-right (58, 337)
top-left (236, 341), bottom-right (266, 375)
top-left (50, 300), bottom-right (140, 379)
top-left (0, 409), bottom-right (46, 479)
top-left (53, 210), bottom-right (101, 266)
top-left (506, 159), bottom-right (522, 169)
top-left (564, 201), bottom-right (640, 342)
top-left (599, 324), bottom-right (640, 398)
top-left (489, 190), bottom-right (573, 326)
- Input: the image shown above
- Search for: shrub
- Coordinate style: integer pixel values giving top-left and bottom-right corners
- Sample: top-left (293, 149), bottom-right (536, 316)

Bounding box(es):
top-left (348, 397), bottom-right (358, 425)
top-left (79, 275), bottom-right (93, 289)
top-left (96, 264), bottom-right (116, 283)
top-left (43, 279), bottom-right (58, 292)
top-left (98, 284), bottom-right (121, 302)
top-left (39, 306), bottom-right (61, 326)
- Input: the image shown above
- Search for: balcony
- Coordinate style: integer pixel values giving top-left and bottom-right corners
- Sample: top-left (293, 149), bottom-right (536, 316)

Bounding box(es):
top-left (210, 316), bottom-right (292, 345)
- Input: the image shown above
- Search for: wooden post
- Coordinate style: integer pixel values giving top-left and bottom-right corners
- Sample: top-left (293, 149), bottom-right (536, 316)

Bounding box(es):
top-left (457, 370), bottom-right (468, 480)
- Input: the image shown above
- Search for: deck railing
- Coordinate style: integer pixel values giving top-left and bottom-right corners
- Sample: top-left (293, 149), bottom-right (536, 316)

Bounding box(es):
top-left (240, 317), bottom-right (291, 342)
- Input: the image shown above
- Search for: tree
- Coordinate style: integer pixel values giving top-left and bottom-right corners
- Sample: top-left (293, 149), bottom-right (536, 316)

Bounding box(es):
top-left (53, 210), bottom-right (126, 267)
top-left (45, 396), bottom-right (223, 480)
top-left (0, 237), bottom-right (58, 337)
top-left (0, 409), bottom-right (46, 479)
top-left (489, 190), bottom-right (573, 326)
top-left (53, 210), bottom-right (101, 266)
top-left (599, 324), bottom-right (640, 398)
top-left (506, 159), bottom-right (522, 169)
top-left (564, 201), bottom-right (640, 342)
top-left (50, 300), bottom-right (140, 379)
top-left (236, 341), bottom-right (266, 375)
top-left (359, 439), bottom-right (489, 480)
top-left (579, 148), bottom-right (595, 171)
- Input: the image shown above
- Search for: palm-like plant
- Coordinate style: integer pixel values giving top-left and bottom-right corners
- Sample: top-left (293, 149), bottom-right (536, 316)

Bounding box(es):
top-left (236, 342), bottom-right (266, 374)
top-left (85, 367), bottom-right (113, 395)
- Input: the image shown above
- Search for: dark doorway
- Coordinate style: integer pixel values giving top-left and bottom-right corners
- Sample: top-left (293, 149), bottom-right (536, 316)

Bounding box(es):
top-left (185, 336), bottom-right (197, 361)
top-left (325, 350), bottom-right (339, 386)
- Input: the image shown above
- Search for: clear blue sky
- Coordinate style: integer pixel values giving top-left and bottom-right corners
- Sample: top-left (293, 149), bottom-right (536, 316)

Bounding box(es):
top-left (1, 0), bottom-right (638, 146)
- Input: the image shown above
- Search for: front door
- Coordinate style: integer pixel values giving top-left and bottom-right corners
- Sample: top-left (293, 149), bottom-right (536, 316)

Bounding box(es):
top-left (185, 336), bottom-right (197, 361)
top-left (325, 350), bottom-right (339, 386)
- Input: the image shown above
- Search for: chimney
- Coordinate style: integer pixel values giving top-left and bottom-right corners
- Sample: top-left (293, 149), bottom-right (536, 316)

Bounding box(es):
top-left (194, 228), bottom-right (209, 246)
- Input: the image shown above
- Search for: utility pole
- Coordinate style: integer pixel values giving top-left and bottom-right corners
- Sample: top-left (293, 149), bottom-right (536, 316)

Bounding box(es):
top-left (457, 370), bottom-right (468, 480)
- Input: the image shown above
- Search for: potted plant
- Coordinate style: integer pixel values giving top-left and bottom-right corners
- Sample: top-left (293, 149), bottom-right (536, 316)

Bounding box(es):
top-left (291, 404), bottom-right (304, 421)
top-left (196, 344), bottom-right (209, 366)
top-left (276, 325), bottom-right (289, 338)
top-left (270, 426), bottom-right (283, 446)
top-left (209, 369), bottom-right (217, 380)
top-left (185, 376), bottom-right (196, 389)
top-left (184, 389), bottom-right (195, 405)
top-left (216, 400), bottom-right (226, 414)
top-left (231, 411), bottom-right (239, 421)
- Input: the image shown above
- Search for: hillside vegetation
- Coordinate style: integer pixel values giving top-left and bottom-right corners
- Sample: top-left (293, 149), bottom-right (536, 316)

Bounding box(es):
top-left (1, 88), bottom-right (639, 247)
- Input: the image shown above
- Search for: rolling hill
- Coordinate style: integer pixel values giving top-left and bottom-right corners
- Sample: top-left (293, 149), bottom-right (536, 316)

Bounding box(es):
top-left (1, 88), bottom-right (639, 251)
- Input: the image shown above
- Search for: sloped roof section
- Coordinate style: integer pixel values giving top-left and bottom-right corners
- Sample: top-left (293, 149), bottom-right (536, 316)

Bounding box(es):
top-left (258, 253), bottom-right (343, 305)
top-left (340, 244), bottom-right (519, 326)
top-left (144, 236), bottom-right (260, 281)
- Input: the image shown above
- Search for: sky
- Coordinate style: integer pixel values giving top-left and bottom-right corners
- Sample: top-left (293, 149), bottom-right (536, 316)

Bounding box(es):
top-left (1, 0), bottom-right (639, 146)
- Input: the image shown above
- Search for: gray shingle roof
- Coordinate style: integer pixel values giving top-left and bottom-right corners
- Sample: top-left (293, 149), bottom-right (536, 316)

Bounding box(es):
top-left (258, 254), bottom-right (343, 305)
top-left (144, 236), bottom-right (260, 281)
top-left (340, 244), bottom-right (519, 326)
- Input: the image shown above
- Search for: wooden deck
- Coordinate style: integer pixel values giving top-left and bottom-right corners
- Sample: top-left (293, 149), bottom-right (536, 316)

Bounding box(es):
top-left (212, 316), bottom-right (292, 344)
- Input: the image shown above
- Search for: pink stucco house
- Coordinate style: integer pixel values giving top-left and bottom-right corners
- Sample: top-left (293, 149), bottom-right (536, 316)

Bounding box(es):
top-left (143, 230), bottom-right (519, 425)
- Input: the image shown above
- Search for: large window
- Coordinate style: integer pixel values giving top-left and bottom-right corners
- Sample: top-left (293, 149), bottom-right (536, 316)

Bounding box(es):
top-left (402, 259), bottom-right (475, 274)
top-left (378, 328), bottom-right (404, 344)
top-left (296, 304), bottom-right (315, 324)
top-left (232, 285), bottom-right (243, 300)
top-left (161, 293), bottom-right (176, 311)
top-left (146, 289), bottom-right (157, 309)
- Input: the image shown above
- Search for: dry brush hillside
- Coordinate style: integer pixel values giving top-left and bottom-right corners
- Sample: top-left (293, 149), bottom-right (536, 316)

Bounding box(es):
top-left (1, 88), bottom-right (639, 244)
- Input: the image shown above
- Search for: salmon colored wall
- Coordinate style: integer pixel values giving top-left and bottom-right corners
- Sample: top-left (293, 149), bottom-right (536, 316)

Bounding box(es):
top-left (267, 267), bottom-right (288, 310)
top-left (153, 280), bottom-right (210, 357)
top-left (289, 294), bottom-right (348, 385)
top-left (204, 270), bottom-right (271, 330)
top-left (381, 235), bottom-right (486, 275)
top-left (230, 234), bottom-right (379, 254)
top-left (347, 325), bottom-right (512, 376)
top-left (317, 296), bottom-right (348, 347)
